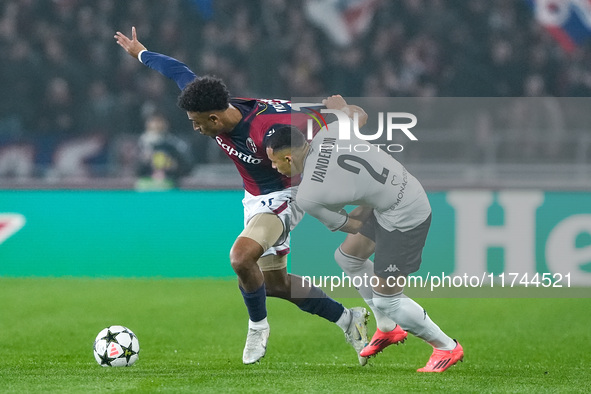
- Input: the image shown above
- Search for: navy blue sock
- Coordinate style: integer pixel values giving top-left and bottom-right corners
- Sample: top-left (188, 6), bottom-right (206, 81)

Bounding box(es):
top-left (240, 284), bottom-right (267, 322)
top-left (297, 286), bottom-right (345, 323)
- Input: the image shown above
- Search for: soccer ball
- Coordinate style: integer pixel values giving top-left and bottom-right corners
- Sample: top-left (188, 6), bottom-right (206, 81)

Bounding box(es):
top-left (93, 325), bottom-right (140, 367)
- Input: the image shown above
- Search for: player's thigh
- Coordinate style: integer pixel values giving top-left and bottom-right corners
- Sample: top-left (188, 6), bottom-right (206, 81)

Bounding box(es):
top-left (257, 254), bottom-right (287, 272)
top-left (238, 213), bottom-right (284, 254)
top-left (373, 215), bottom-right (431, 293)
top-left (340, 232), bottom-right (376, 260)
top-left (229, 236), bottom-right (264, 268)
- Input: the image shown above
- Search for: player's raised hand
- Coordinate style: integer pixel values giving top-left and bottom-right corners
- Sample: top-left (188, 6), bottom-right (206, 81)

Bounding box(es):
top-left (114, 26), bottom-right (147, 59)
top-left (323, 94), bottom-right (368, 127)
top-left (322, 95), bottom-right (348, 111)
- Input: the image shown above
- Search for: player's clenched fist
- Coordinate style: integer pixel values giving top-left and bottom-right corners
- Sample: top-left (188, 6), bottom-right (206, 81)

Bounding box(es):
top-left (114, 26), bottom-right (147, 59)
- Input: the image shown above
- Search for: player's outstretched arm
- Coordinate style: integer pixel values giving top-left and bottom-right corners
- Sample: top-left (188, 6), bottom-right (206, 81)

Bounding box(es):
top-left (114, 27), bottom-right (197, 90)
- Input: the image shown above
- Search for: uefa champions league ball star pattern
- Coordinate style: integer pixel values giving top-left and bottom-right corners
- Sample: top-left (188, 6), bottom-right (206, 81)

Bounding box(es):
top-left (93, 325), bottom-right (140, 367)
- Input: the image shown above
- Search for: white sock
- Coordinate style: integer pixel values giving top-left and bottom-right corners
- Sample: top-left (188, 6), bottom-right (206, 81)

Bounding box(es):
top-left (372, 291), bottom-right (455, 350)
top-left (335, 247), bottom-right (396, 332)
top-left (365, 298), bottom-right (396, 332)
top-left (248, 317), bottom-right (269, 330)
top-left (335, 308), bottom-right (351, 332)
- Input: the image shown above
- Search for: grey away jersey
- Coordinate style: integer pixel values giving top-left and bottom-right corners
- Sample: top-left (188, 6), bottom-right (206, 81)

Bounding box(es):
top-left (296, 121), bottom-right (431, 232)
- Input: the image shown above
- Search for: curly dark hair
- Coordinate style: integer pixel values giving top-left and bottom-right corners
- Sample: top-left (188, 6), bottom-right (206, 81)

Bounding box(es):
top-left (177, 76), bottom-right (230, 113)
top-left (264, 125), bottom-right (307, 152)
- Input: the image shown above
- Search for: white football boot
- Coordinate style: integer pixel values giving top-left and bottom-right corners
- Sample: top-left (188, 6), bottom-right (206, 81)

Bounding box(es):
top-left (242, 326), bottom-right (270, 364)
top-left (344, 307), bottom-right (370, 366)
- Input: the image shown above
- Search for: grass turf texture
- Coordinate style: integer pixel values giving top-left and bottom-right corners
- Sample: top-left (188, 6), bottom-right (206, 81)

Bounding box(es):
top-left (0, 278), bottom-right (589, 393)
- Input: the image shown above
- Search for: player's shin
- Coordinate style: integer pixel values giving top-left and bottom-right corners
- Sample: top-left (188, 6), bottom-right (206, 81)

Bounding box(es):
top-left (372, 290), bottom-right (455, 350)
top-left (240, 284), bottom-right (268, 325)
top-left (240, 283), bottom-right (270, 364)
top-left (295, 284), bottom-right (346, 323)
top-left (335, 247), bottom-right (396, 332)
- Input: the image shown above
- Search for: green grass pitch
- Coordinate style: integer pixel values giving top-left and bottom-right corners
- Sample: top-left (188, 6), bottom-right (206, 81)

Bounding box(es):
top-left (0, 278), bottom-right (589, 393)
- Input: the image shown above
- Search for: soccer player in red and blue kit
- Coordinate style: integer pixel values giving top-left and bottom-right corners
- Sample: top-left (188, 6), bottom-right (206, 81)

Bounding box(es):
top-left (115, 27), bottom-right (370, 365)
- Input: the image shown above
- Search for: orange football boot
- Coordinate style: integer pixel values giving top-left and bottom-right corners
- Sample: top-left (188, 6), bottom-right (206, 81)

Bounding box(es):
top-left (359, 325), bottom-right (408, 357)
top-left (417, 340), bottom-right (464, 372)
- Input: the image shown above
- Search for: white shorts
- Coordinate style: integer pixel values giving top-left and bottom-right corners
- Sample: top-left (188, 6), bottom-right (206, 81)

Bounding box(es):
top-left (242, 187), bottom-right (304, 257)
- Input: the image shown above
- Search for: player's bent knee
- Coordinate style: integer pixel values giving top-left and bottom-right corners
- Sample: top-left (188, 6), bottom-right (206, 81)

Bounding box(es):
top-left (229, 255), bottom-right (250, 276)
top-left (239, 213), bottom-right (285, 252)
top-left (229, 237), bottom-right (264, 275)
top-left (334, 246), bottom-right (366, 271)
top-left (340, 233), bottom-right (375, 260)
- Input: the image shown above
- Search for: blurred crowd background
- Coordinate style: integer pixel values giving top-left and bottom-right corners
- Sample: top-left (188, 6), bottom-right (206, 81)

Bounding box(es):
top-left (0, 0), bottom-right (590, 188)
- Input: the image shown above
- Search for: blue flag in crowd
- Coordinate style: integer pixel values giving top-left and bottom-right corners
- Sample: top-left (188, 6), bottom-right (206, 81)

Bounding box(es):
top-left (526, 0), bottom-right (591, 53)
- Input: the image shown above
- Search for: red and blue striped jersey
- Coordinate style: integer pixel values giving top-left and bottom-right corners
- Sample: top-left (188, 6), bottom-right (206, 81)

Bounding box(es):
top-left (140, 50), bottom-right (319, 195)
top-left (216, 97), bottom-right (318, 195)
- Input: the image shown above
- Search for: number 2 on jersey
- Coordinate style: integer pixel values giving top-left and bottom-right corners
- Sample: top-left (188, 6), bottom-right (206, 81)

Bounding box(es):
top-left (336, 155), bottom-right (389, 184)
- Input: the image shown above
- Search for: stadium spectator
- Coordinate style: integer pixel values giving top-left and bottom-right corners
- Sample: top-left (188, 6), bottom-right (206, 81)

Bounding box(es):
top-left (135, 113), bottom-right (193, 191)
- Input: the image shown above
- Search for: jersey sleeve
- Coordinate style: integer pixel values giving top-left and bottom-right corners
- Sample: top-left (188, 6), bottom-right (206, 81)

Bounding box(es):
top-left (297, 196), bottom-right (349, 232)
top-left (139, 51), bottom-right (198, 90)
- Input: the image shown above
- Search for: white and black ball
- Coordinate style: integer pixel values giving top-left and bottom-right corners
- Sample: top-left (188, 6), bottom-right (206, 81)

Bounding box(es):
top-left (93, 325), bottom-right (140, 367)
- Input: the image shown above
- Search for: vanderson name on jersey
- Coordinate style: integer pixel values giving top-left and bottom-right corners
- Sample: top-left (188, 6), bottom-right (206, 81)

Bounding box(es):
top-left (296, 121), bottom-right (431, 233)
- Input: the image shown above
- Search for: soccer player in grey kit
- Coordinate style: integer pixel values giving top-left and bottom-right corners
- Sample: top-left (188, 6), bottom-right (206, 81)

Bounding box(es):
top-left (265, 95), bottom-right (464, 372)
